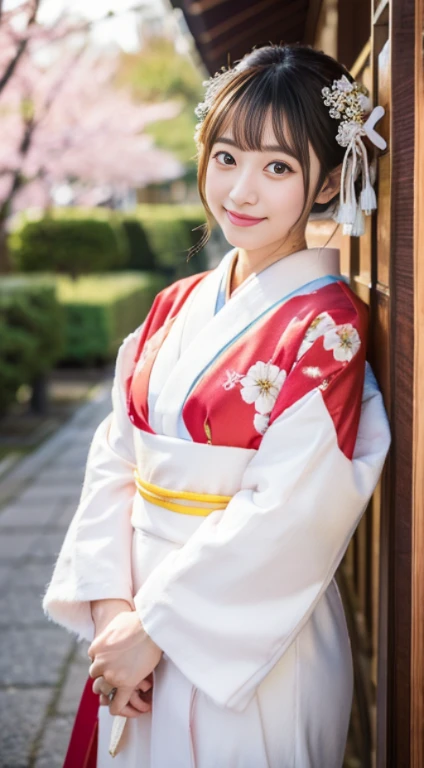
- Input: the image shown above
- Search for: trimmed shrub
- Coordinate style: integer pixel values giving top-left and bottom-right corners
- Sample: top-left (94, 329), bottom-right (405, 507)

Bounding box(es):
top-left (118, 216), bottom-right (157, 271)
top-left (9, 209), bottom-right (130, 277)
top-left (135, 204), bottom-right (208, 280)
top-left (57, 271), bottom-right (166, 364)
top-left (0, 277), bottom-right (65, 414)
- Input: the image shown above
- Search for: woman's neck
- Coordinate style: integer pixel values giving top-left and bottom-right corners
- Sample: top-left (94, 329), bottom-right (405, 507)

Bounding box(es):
top-left (229, 235), bottom-right (308, 295)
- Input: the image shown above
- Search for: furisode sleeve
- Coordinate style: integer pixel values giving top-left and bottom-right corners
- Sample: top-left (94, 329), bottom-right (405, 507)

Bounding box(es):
top-left (133, 304), bottom-right (391, 711)
top-left (42, 325), bottom-right (143, 642)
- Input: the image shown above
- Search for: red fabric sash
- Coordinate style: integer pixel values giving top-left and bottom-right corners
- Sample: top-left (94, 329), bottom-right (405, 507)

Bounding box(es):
top-left (63, 676), bottom-right (99, 768)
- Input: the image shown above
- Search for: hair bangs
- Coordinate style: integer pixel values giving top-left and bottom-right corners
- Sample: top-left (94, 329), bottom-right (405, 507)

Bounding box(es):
top-left (217, 74), bottom-right (302, 162)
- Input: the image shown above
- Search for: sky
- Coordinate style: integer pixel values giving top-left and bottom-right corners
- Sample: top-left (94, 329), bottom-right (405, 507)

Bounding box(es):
top-left (4, 0), bottom-right (169, 52)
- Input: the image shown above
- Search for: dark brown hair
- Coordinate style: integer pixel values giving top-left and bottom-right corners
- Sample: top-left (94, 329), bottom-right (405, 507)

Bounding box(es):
top-left (189, 42), bottom-right (370, 258)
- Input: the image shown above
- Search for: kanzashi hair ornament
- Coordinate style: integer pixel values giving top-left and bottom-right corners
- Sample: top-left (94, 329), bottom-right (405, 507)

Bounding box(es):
top-left (194, 63), bottom-right (246, 143)
top-left (321, 74), bottom-right (387, 236)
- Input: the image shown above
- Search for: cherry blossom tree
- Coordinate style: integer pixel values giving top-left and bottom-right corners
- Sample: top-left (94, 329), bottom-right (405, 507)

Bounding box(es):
top-left (0, 1), bottom-right (184, 270)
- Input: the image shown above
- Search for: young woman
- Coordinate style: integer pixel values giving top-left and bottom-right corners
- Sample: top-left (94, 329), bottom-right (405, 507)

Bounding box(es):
top-left (43, 43), bottom-right (391, 768)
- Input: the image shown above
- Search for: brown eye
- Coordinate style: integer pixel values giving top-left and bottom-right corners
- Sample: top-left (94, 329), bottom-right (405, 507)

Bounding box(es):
top-left (214, 151), bottom-right (236, 165)
top-left (267, 161), bottom-right (292, 175)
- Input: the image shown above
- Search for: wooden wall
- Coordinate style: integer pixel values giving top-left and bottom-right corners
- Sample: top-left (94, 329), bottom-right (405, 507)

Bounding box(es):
top-left (412, 0), bottom-right (424, 761)
top-left (308, 0), bottom-right (418, 761)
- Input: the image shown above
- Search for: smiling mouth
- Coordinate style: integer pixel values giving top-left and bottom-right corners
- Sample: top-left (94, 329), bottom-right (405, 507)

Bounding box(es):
top-left (224, 208), bottom-right (266, 227)
top-left (224, 208), bottom-right (265, 222)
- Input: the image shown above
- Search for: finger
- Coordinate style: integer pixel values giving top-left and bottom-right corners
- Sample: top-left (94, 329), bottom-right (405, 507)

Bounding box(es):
top-left (99, 693), bottom-right (147, 717)
top-left (138, 688), bottom-right (152, 706)
top-left (117, 703), bottom-right (150, 718)
top-left (138, 678), bottom-right (153, 693)
top-left (128, 691), bottom-right (151, 713)
top-left (89, 660), bottom-right (104, 679)
top-left (87, 641), bottom-right (97, 659)
top-left (109, 687), bottom-right (133, 717)
top-left (93, 676), bottom-right (111, 696)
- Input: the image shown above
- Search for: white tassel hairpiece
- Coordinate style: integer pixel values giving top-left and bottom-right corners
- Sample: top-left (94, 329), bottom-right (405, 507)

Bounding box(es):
top-left (321, 75), bottom-right (387, 237)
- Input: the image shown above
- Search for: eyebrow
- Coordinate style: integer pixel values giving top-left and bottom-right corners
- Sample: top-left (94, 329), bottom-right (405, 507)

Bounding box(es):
top-left (215, 136), bottom-right (298, 160)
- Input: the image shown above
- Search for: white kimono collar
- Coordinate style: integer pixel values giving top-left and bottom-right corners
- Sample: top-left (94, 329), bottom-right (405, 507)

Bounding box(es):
top-left (228, 245), bottom-right (341, 303)
top-left (149, 246), bottom-right (341, 438)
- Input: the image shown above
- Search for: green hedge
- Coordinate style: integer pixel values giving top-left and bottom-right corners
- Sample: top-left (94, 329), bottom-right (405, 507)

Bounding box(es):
top-left (57, 271), bottom-right (166, 364)
top-left (0, 277), bottom-right (65, 414)
top-left (134, 204), bottom-right (208, 280)
top-left (118, 216), bottom-right (157, 271)
top-left (9, 209), bottom-right (130, 277)
top-left (9, 205), bottom-right (209, 282)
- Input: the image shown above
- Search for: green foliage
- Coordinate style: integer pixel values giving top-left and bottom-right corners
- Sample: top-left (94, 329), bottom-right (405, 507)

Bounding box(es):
top-left (57, 272), bottom-right (166, 364)
top-left (135, 204), bottom-right (208, 280)
top-left (118, 216), bottom-right (157, 271)
top-left (116, 39), bottom-right (203, 103)
top-left (116, 38), bottom-right (204, 178)
top-left (145, 106), bottom-right (199, 170)
top-left (0, 276), bottom-right (65, 415)
top-left (9, 209), bottom-right (130, 277)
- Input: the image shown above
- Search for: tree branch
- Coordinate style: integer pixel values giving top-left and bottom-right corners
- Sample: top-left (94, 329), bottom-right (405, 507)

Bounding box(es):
top-left (0, 0), bottom-right (40, 96)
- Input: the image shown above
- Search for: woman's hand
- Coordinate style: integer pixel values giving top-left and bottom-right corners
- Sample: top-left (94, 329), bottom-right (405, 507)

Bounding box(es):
top-left (94, 673), bottom-right (153, 718)
top-left (90, 599), bottom-right (154, 717)
top-left (88, 611), bottom-right (163, 716)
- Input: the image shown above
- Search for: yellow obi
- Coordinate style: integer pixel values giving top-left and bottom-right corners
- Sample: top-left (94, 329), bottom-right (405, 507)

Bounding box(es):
top-left (134, 468), bottom-right (232, 517)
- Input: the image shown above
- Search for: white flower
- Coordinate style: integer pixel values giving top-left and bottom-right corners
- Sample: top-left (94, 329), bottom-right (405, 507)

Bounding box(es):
top-left (253, 413), bottom-right (270, 435)
top-left (358, 93), bottom-right (372, 112)
top-left (302, 366), bottom-right (322, 378)
top-left (323, 323), bottom-right (361, 361)
top-left (240, 361), bottom-right (287, 415)
top-left (336, 121), bottom-right (364, 148)
top-left (222, 369), bottom-right (245, 391)
top-left (335, 75), bottom-right (354, 93)
top-left (296, 312), bottom-right (336, 360)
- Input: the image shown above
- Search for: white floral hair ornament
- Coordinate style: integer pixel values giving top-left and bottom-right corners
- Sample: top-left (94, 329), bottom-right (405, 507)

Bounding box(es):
top-left (321, 74), bottom-right (387, 236)
top-left (194, 63), bottom-right (247, 144)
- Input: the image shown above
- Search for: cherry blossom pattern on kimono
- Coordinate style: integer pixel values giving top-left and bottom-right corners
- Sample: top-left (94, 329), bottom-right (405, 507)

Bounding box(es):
top-left (182, 280), bottom-right (368, 455)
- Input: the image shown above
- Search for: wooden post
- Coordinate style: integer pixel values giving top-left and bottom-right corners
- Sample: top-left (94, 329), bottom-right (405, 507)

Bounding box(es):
top-left (411, 0), bottom-right (424, 761)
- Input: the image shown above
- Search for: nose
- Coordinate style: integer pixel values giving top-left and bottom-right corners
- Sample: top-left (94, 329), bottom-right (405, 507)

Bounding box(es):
top-left (228, 168), bottom-right (259, 207)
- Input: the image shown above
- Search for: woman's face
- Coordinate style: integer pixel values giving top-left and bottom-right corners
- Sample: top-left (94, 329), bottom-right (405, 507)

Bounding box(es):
top-left (204, 109), bottom-right (322, 256)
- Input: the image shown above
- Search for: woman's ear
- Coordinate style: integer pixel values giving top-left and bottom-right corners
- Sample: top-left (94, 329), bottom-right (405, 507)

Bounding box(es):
top-left (314, 163), bottom-right (343, 205)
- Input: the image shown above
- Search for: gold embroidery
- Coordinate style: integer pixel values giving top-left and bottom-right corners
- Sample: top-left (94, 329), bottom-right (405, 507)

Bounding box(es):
top-left (204, 419), bottom-right (212, 445)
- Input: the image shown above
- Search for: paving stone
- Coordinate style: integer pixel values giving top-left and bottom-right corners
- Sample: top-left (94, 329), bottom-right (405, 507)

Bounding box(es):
top-left (0, 382), bottom-right (115, 766)
top-left (74, 639), bottom-right (91, 663)
top-left (54, 454), bottom-right (88, 469)
top-left (56, 656), bottom-right (90, 715)
top-left (0, 687), bottom-right (52, 768)
top-left (0, 626), bottom-right (74, 686)
top-left (0, 501), bottom-right (59, 529)
top-left (34, 714), bottom-right (75, 768)
top-left (0, 533), bottom-right (37, 562)
top-left (0, 563), bottom-right (15, 588)
top-left (33, 475), bottom-right (85, 491)
top-left (0, 586), bottom-right (46, 627)
top-left (9, 561), bottom-right (54, 590)
top-left (18, 486), bottom-right (65, 503)
top-left (35, 467), bottom-right (85, 479)
top-left (29, 532), bottom-right (66, 561)
top-left (55, 503), bottom-right (78, 528)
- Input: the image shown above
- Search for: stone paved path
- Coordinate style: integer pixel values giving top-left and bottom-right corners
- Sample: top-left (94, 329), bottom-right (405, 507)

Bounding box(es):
top-left (0, 378), bottom-right (113, 768)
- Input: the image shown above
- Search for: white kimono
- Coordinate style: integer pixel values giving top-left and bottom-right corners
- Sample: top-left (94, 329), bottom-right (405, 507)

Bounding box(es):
top-left (43, 246), bottom-right (391, 768)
